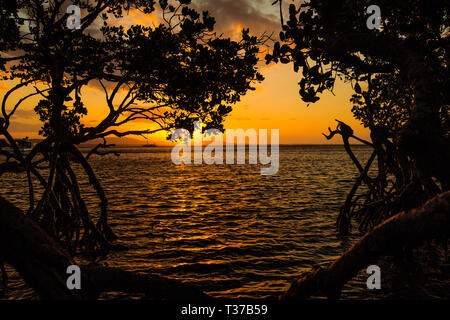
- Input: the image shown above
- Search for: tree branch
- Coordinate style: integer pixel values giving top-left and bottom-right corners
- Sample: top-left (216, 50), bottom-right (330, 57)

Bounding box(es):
top-left (281, 191), bottom-right (450, 300)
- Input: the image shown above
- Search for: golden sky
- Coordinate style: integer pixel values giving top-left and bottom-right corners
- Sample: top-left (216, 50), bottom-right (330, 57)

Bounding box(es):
top-left (1, 0), bottom-right (370, 145)
top-left (223, 63), bottom-right (369, 145)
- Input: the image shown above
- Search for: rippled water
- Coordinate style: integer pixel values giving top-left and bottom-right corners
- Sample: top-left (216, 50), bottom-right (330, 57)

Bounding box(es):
top-left (1, 145), bottom-right (448, 299)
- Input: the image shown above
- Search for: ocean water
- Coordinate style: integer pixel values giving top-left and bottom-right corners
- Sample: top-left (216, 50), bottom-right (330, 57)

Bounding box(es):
top-left (1, 145), bottom-right (448, 299)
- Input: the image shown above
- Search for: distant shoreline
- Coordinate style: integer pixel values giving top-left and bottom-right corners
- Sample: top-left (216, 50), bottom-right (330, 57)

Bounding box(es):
top-left (77, 144), bottom-right (371, 148)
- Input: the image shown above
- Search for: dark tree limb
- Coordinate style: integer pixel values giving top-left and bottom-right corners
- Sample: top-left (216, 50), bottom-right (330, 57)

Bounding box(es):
top-left (86, 138), bottom-right (120, 160)
top-left (281, 191), bottom-right (450, 300)
top-left (0, 195), bottom-right (80, 299)
top-left (0, 195), bottom-right (210, 300)
top-left (84, 267), bottom-right (210, 300)
top-left (0, 261), bottom-right (7, 287)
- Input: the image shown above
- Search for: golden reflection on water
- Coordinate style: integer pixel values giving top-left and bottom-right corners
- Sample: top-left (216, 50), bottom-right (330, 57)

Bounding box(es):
top-left (2, 146), bottom-right (379, 299)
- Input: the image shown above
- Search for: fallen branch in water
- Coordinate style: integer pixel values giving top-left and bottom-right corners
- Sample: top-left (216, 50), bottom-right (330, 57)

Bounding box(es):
top-left (0, 195), bottom-right (210, 300)
top-left (281, 190), bottom-right (450, 300)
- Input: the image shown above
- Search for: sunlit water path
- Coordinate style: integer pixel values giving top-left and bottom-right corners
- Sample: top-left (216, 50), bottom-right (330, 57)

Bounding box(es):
top-left (2, 146), bottom-right (448, 299)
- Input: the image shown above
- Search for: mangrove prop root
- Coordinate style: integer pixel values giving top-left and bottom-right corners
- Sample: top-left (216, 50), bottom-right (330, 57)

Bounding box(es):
top-left (281, 190), bottom-right (450, 300)
top-left (325, 120), bottom-right (438, 235)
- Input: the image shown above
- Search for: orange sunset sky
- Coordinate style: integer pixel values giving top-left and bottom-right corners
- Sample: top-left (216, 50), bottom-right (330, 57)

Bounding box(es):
top-left (1, 0), bottom-right (370, 145)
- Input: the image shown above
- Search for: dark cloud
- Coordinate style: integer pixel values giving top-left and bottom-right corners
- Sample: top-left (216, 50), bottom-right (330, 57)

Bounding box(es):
top-left (8, 121), bottom-right (41, 133)
top-left (12, 109), bottom-right (37, 119)
top-left (192, 0), bottom-right (281, 38)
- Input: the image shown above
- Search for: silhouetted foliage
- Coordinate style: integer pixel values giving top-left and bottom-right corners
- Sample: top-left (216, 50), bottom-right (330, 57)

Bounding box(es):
top-left (269, 0), bottom-right (449, 233)
top-left (0, 0), bottom-right (263, 256)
